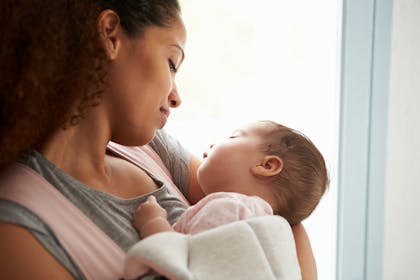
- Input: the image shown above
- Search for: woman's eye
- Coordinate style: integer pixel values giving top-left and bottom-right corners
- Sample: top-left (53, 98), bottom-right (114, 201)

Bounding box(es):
top-left (168, 59), bottom-right (177, 73)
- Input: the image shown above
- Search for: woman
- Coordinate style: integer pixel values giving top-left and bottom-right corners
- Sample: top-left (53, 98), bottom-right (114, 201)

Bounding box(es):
top-left (0, 1), bottom-right (317, 279)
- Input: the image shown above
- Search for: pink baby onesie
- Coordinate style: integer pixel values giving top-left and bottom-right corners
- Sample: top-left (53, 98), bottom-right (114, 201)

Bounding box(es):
top-left (173, 192), bottom-right (273, 234)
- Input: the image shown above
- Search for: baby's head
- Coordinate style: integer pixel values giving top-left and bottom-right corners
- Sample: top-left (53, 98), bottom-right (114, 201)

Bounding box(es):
top-left (256, 120), bottom-right (329, 225)
top-left (197, 120), bottom-right (329, 225)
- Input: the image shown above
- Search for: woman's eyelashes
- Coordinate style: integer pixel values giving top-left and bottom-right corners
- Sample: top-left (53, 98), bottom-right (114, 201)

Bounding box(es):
top-left (168, 59), bottom-right (178, 73)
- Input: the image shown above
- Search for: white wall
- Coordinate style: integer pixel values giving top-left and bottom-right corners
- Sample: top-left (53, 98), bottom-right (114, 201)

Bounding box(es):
top-left (383, 0), bottom-right (420, 278)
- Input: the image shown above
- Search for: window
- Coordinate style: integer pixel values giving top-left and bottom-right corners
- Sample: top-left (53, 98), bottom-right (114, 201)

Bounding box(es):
top-left (168, 1), bottom-right (340, 279)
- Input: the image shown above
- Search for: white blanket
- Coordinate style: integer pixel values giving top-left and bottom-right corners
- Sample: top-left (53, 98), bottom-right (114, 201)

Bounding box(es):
top-left (124, 216), bottom-right (301, 280)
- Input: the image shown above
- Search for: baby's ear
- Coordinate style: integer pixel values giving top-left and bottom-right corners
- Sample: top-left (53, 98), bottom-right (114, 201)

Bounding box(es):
top-left (251, 155), bottom-right (283, 177)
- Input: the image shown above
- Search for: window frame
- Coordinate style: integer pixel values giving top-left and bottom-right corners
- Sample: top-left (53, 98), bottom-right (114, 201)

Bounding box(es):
top-left (336, 0), bottom-right (393, 279)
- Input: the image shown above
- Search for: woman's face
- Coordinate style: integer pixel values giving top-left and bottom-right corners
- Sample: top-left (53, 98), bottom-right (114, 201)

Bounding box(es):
top-left (105, 16), bottom-right (186, 146)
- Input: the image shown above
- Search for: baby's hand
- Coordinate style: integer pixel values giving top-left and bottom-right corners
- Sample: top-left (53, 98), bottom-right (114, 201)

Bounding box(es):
top-left (133, 196), bottom-right (168, 234)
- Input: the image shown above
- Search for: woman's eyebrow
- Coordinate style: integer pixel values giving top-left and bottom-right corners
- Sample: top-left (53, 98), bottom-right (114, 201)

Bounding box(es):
top-left (170, 44), bottom-right (185, 63)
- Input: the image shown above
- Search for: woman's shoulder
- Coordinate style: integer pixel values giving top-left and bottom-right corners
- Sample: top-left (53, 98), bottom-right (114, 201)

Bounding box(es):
top-left (0, 198), bottom-right (50, 233)
top-left (0, 198), bottom-right (82, 278)
top-left (150, 129), bottom-right (191, 195)
top-left (0, 221), bottom-right (75, 279)
top-left (150, 129), bottom-right (190, 162)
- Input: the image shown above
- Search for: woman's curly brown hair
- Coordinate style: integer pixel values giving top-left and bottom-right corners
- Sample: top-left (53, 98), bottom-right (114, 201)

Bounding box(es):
top-left (0, 0), bottom-right (180, 170)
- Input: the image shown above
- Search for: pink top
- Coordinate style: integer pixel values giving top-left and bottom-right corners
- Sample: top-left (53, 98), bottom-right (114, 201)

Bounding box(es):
top-left (173, 192), bottom-right (273, 234)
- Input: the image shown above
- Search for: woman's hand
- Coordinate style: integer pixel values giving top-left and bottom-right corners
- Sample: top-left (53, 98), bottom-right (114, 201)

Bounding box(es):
top-left (133, 196), bottom-right (174, 238)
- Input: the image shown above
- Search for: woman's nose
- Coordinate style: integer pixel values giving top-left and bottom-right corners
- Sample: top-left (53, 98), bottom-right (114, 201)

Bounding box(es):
top-left (169, 83), bottom-right (181, 108)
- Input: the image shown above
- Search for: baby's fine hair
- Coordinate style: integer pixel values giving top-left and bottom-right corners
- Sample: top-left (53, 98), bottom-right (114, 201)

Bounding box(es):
top-left (0, 0), bottom-right (180, 170)
top-left (258, 120), bottom-right (329, 225)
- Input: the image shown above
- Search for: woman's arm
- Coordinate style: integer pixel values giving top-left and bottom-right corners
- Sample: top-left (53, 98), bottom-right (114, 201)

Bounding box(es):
top-left (292, 223), bottom-right (317, 280)
top-left (0, 222), bottom-right (74, 279)
top-left (186, 155), bottom-right (205, 205)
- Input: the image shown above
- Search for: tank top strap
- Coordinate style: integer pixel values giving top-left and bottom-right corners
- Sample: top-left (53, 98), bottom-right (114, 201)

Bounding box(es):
top-left (0, 163), bottom-right (125, 280)
top-left (107, 142), bottom-right (190, 206)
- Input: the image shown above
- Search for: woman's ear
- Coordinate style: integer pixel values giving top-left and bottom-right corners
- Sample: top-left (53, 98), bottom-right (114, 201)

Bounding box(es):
top-left (251, 155), bottom-right (283, 177)
top-left (97, 9), bottom-right (122, 60)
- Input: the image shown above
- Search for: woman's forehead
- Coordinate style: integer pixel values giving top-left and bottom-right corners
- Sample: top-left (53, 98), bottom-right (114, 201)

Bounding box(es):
top-left (139, 16), bottom-right (186, 51)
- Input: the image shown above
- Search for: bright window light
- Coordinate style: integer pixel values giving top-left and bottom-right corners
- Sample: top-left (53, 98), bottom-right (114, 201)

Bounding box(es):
top-left (167, 1), bottom-right (340, 279)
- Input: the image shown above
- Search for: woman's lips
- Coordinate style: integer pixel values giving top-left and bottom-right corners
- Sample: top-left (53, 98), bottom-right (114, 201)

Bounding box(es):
top-left (160, 107), bottom-right (170, 117)
top-left (160, 108), bottom-right (170, 127)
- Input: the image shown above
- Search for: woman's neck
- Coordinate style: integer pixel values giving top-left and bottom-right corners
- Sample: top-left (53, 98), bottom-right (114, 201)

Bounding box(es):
top-left (39, 112), bottom-right (112, 188)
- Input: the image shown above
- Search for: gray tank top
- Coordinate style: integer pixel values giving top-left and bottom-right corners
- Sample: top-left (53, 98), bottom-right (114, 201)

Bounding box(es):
top-left (0, 129), bottom-right (191, 279)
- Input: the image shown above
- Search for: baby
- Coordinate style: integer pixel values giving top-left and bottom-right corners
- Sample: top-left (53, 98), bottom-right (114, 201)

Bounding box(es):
top-left (134, 120), bottom-right (329, 238)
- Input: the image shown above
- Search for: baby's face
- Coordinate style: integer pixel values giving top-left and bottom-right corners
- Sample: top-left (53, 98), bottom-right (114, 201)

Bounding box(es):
top-left (197, 122), bottom-right (268, 195)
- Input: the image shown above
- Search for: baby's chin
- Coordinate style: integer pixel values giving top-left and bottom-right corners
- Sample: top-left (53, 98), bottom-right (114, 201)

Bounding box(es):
top-left (196, 172), bottom-right (207, 189)
top-left (196, 171), bottom-right (212, 194)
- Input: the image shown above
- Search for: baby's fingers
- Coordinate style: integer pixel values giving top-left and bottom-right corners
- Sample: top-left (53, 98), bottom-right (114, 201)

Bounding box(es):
top-left (136, 196), bottom-right (166, 217)
top-left (133, 195), bottom-right (167, 231)
top-left (136, 195), bottom-right (158, 210)
top-left (146, 195), bottom-right (157, 203)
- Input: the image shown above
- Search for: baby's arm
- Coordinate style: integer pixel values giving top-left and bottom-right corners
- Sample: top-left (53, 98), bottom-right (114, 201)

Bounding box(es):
top-left (133, 196), bottom-right (174, 238)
